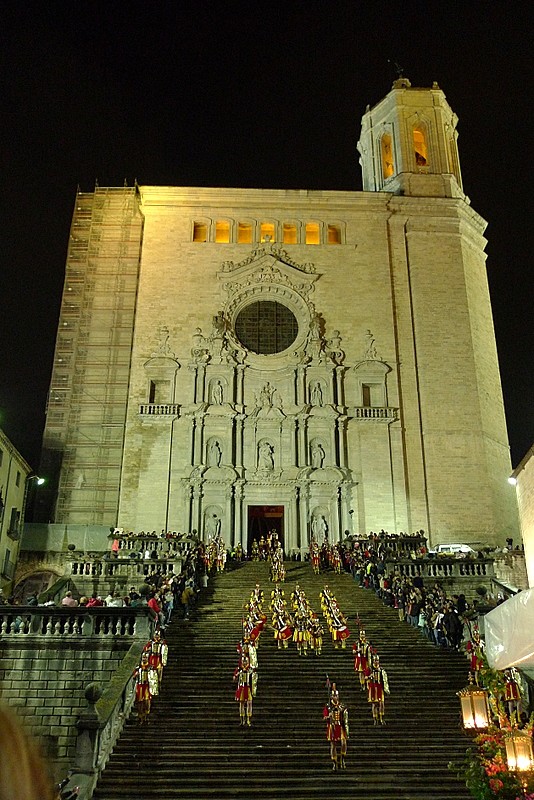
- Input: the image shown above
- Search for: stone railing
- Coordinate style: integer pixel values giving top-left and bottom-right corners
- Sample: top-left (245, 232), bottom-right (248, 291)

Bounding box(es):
top-left (353, 407), bottom-right (397, 420)
top-left (388, 558), bottom-right (495, 581)
top-left (138, 403), bottom-right (180, 416)
top-left (68, 556), bottom-right (183, 581)
top-left (0, 606), bottom-right (155, 639)
top-left (69, 642), bottom-right (146, 800)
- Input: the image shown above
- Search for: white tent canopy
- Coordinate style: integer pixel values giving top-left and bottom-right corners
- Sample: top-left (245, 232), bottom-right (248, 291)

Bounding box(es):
top-left (485, 588), bottom-right (534, 670)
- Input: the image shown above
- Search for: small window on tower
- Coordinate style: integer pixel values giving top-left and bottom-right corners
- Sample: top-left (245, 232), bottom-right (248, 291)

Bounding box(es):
top-left (413, 126), bottom-right (429, 167)
top-left (283, 223), bottom-right (298, 244)
top-left (193, 222), bottom-right (207, 242)
top-left (305, 222), bottom-right (320, 245)
top-left (381, 133), bottom-right (395, 179)
top-left (327, 225), bottom-right (341, 244)
top-left (260, 222), bottom-right (276, 242)
top-left (362, 384), bottom-right (372, 407)
top-left (238, 222), bottom-right (253, 244)
top-left (215, 220), bottom-right (230, 243)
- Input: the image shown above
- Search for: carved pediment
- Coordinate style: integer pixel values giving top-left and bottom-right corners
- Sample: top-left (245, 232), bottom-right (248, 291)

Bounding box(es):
top-left (218, 246), bottom-right (318, 300)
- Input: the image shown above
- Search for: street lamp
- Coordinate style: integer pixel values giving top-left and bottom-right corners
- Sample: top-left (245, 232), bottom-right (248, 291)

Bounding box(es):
top-left (457, 673), bottom-right (491, 730)
top-left (504, 728), bottom-right (534, 773)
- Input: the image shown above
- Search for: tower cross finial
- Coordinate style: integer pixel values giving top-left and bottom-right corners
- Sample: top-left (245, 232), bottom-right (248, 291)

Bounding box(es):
top-left (388, 59), bottom-right (404, 78)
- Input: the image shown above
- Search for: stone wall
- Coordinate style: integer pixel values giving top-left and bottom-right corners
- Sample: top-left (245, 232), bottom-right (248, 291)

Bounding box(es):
top-left (0, 607), bottom-right (153, 778)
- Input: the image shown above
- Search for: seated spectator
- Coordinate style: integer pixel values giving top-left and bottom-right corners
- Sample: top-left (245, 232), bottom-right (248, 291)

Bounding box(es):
top-left (61, 591), bottom-right (78, 608)
top-left (86, 593), bottom-right (103, 608)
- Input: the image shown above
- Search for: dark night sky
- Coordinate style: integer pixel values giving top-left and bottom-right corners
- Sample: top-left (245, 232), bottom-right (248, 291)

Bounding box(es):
top-left (0, 2), bottom-right (532, 470)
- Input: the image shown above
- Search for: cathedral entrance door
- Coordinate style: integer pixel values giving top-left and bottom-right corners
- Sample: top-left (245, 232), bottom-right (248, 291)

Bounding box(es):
top-left (247, 505), bottom-right (284, 556)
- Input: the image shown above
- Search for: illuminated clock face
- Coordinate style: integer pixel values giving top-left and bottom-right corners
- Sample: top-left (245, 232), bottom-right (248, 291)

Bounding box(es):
top-left (235, 300), bottom-right (298, 355)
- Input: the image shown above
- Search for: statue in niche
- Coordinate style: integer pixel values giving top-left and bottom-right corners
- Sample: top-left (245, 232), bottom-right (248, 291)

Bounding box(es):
top-left (311, 514), bottom-right (328, 540)
top-left (258, 441), bottom-right (274, 471)
top-left (310, 381), bottom-right (323, 406)
top-left (211, 380), bottom-right (223, 405)
top-left (207, 440), bottom-right (222, 467)
top-left (311, 442), bottom-right (325, 469)
top-left (206, 513), bottom-right (221, 538)
top-left (364, 329), bottom-right (380, 360)
top-left (259, 382), bottom-right (275, 408)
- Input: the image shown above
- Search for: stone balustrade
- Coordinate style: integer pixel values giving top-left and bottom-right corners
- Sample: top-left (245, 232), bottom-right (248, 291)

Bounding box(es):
top-left (138, 403), bottom-right (180, 415)
top-left (0, 606), bottom-right (155, 639)
top-left (69, 556), bottom-right (183, 580)
top-left (387, 557), bottom-right (495, 581)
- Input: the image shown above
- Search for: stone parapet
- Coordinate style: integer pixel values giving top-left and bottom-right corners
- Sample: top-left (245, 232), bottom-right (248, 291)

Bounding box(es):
top-left (0, 606), bottom-right (155, 639)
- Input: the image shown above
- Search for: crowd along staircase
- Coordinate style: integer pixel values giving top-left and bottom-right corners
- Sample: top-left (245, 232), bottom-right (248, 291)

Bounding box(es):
top-left (93, 562), bottom-right (472, 800)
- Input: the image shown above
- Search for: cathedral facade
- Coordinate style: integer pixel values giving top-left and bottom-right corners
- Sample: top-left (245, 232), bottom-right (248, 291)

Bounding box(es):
top-left (41, 79), bottom-right (518, 551)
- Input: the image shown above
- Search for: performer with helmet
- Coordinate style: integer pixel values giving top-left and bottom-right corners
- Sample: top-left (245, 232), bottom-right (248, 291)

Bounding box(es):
top-left (323, 681), bottom-right (349, 770)
top-left (366, 652), bottom-right (390, 725)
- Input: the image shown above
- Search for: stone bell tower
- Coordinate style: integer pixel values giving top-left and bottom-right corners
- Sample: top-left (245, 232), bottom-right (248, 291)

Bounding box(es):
top-left (357, 77), bottom-right (464, 199)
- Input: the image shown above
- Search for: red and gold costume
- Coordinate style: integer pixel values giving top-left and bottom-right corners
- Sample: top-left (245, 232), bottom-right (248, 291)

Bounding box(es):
top-left (310, 539), bottom-right (320, 575)
top-left (234, 652), bottom-right (255, 726)
top-left (320, 587), bottom-right (350, 649)
top-left (323, 683), bottom-right (349, 770)
top-left (133, 653), bottom-right (152, 724)
top-left (353, 631), bottom-right (372, 688)
top-left (366, 654), bottom-right (389, 724)
top-left (503, 668), bottom-right (521, 719)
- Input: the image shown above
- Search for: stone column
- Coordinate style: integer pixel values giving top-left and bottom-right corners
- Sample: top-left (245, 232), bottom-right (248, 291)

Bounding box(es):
top-left (234, 481), bottom-right (244, 547)
top-left (299, 484), bottom-right (310, 551)
top-left (291, 487), bottom-right (300, 553)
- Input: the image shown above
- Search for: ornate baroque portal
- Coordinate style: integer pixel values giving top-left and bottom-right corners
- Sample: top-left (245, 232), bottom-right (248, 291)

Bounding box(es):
top-left (142, 244), bottom-right (394, 554)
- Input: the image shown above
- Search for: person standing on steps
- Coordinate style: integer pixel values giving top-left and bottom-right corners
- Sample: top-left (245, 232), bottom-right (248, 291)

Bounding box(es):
top-left (323, 681), bottom-right (349, 770)
top-left (366, 652), bottom-right (389, 725)
top-left (234, 651), bottom-right (255, 726)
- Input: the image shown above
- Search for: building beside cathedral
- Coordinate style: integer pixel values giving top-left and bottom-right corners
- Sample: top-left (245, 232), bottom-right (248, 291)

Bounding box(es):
top-left (39, 78), bottom-right (519, 552)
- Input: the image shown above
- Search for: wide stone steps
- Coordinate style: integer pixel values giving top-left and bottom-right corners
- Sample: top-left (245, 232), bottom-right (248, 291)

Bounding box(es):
top-left (93, 561), bottom-right (472, 799)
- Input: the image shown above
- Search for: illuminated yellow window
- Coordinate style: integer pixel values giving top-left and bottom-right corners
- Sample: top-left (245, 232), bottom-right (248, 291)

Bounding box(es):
top-left (215, 220), bottom-right (230, 243)
top-left (283, 223), bottom-right (297, 244)
top-left (381, 133), bottom-right (395, 178)
top-left (193, 222), bottom-right (207, 242)
top-left (260, 222), bottom-right (276, 242)
top-left (238, 222), bottom-right (253, 244)
top-left (327, 225), bottom-right (341, 244)
top-left (413, 126), bottom-right (429, 167)
top-left (305, 222), bottom-right (320, 245)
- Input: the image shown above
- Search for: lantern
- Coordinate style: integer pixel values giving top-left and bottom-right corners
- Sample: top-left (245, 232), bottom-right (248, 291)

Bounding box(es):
top-left (505, 728), bottom-right (534, 772)
top-left (457, 674), bottom-right (491, 730)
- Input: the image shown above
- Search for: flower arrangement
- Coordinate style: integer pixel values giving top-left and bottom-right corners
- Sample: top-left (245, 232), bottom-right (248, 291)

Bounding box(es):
top-left (451, 640), bottom-right (534, 799)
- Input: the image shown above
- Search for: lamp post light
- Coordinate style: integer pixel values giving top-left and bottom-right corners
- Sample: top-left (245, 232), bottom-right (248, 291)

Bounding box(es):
top-left (505, 728), bottom-right (534, 773)
top-left (457, 673), bottom-right (491, 731)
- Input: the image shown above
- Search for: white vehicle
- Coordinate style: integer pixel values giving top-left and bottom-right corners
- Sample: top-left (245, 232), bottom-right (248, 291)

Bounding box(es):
top-left (429, 543), bottom-right (476, 555)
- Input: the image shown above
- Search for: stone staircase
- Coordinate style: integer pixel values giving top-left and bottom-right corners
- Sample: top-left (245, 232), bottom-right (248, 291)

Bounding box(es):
top-left (92, 562), bottom-right (472, 799)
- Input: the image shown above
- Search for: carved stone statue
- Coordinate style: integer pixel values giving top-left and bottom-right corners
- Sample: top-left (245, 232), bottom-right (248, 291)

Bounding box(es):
top-left (207, 440), bottom-right (222, 467)
top-left (259, 382), bottom-right (275, 408)
top-left (310, 381), bottom-right (323, 406)
top-left (191, 327), bottom-right (210, 363)
top-left (311, 514), bottom-right (328, 540)
top-left (258, 441), bottom-right (274, 471)
top-left (311, 442), bottom-right (325, 469)
top-left (364, 329), bottom-right (379, 360)
top-left (211, 380), bottom-right (223, 405)
top-left (326, 330), bottom-right (345, 365)
top-left (206, 513), bottom-right (221, 538)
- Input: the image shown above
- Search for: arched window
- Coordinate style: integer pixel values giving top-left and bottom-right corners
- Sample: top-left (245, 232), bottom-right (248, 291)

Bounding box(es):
top-left (381, 133), bottom-right (395, 179)
top-left (305, 222), bottom-right (320, 245)
top-left (238, 221), bottom-right (253, 244)
top-left (327, 224), bottom-right (341, 244)
top-left (283, 223), bottom-right (298, 244)
top-left (260, 222), bottom-right (276, 242)
top-left (215, 220), bottom-right (230, 243)
top-left (413, 126), bottom-right (429, 167)
top-left (193, 222), bottom-right (207, 242)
